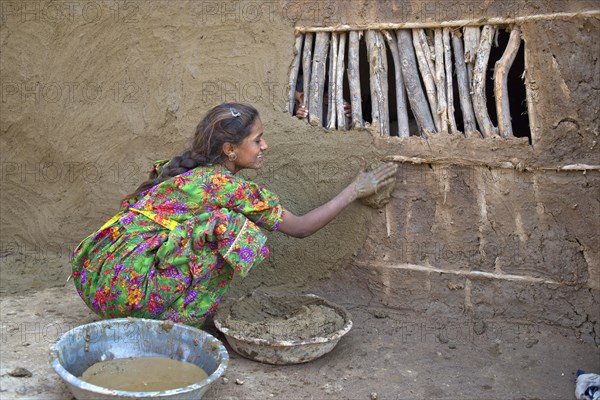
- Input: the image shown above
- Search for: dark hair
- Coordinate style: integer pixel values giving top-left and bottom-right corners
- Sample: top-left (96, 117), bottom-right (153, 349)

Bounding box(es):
top-left (123, 102), bottom-right (259, 202)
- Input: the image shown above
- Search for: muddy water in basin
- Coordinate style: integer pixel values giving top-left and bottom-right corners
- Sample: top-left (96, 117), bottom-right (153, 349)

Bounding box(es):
top-left (81, 356), bottom-right (208, 392)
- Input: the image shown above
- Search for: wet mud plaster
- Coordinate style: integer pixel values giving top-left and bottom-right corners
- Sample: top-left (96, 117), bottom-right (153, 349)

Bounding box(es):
top-left (359, 179), bottom-right (396, 209)
top-left (217, 294), bottom-right (346, 341)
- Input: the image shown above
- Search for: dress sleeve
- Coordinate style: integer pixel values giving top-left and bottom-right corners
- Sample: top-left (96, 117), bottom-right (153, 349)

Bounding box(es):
top-left (214, 211), bottom-right (271, 278)
top-left (230, 183), bottom-right (284, 232)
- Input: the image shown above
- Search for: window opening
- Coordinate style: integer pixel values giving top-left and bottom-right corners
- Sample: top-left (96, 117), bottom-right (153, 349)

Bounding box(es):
top-left (287, 25), bottom-right (529, 142)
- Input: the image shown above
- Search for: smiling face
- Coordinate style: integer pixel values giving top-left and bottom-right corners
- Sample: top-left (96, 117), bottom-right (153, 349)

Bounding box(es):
top-left (223, 118), bottom-right (267, 174)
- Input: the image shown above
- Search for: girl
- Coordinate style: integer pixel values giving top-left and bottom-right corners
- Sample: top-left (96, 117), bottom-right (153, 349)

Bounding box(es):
top-left (71, 103), bottom-right (397, 327)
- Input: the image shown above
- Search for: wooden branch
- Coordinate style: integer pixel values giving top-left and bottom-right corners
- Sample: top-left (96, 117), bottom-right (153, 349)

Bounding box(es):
top-left (294, 10), bottom-right (600, 32)
top-left (412, 29), bottom-right (440, 131)
top-left (308, 32), bottom-right (329, 127)
top-left (472, 25), bottom-right (498, 138)
top-left (383, 30), bottom-right (409, 137)
top-left (366, 30), bottom-right (390, 136)
top-left (288, 34), bottom-right (303, 114)
top-left (451, 31), bottom-right (478, 136)
top-left (365, 31), bottom-right (380, 133)
top-left (494, 26), bottom-right (522, 138)
top-left (348, 30), bottom-right (364, 128)
top-left (463, 27), bottom-right (480, 63)
top-left (327, 32), bottom-right (338, 130)
top-left (383, 155), bottom-right (600, 173)
top-left (301, 32), bottom-right (313, 105)
top-left (524, 45), bottom-right (537, 145)
top-left (415, 29), bottom-right (437, 87)
top-left (336, 32), bottom-right (347, 130)
top-left (397, 29), bottom-right (436, 135)
top-left (543, 164), bottom-right (600, 171)
top-left (443, 28), bottom-right (458, 134)
top-left (434, 28), bottom-right (448, 133)
top-left (463, 26), bottom-right (480, 85)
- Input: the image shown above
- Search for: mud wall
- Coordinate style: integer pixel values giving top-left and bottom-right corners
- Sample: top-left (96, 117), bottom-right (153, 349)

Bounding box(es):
top-left (311, 0), bottom-right (599, 343)
top-left (1, 1), bottom-right (598, 342)
top-left (0, 0), bottom-right (381, 294)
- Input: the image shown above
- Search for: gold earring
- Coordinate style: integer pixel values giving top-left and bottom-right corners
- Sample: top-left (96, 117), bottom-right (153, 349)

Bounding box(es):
top-left (228, 152), bottom-right (237, 161)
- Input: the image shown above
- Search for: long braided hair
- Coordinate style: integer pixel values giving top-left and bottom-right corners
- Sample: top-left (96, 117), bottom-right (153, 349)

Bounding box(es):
top-left (123, 102), bottom-right (259, 202)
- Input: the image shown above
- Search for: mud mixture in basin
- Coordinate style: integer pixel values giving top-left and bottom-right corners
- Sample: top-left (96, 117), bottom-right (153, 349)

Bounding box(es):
top-left (216, 293), bottom-right (347, 342)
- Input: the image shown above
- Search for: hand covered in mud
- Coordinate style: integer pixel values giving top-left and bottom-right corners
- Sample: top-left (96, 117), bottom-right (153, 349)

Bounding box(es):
top-left (352, 162), bottom-right (398, 200)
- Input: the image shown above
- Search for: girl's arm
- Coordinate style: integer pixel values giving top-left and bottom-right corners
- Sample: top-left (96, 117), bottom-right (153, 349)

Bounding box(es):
top-left (277, 163), bottom-right (397, 238)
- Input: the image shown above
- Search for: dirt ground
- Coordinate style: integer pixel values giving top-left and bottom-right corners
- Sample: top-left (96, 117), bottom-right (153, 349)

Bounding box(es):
top-left (1, 264), bottom-right (599, 400)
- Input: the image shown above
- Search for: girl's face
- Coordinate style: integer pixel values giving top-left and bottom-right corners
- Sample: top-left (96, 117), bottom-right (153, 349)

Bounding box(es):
top-left (228, 118), bottom-right (268, 173)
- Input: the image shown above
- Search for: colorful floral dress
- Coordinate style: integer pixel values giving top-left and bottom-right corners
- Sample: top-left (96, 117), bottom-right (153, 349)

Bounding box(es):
top-left (71, 162), bottom-right (284, 327)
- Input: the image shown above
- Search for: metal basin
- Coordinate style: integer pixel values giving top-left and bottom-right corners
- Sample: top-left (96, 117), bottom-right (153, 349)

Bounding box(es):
top-left (50, 318), bottom-right (228, 400)
top-left (214, 294), bottom-right (352, 365)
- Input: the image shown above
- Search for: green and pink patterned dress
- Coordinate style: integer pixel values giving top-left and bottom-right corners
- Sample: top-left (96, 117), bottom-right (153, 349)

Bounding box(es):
top-left (71, 161), bottom-right (283, 327)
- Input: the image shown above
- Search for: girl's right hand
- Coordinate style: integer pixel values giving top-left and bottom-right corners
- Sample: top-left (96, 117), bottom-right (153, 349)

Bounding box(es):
top-left (352, 162), bottom-right (398, 200)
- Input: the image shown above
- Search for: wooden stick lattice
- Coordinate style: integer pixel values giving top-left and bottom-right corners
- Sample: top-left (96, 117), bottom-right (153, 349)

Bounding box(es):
top-left (292, 20), bottom-right (531, 138)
